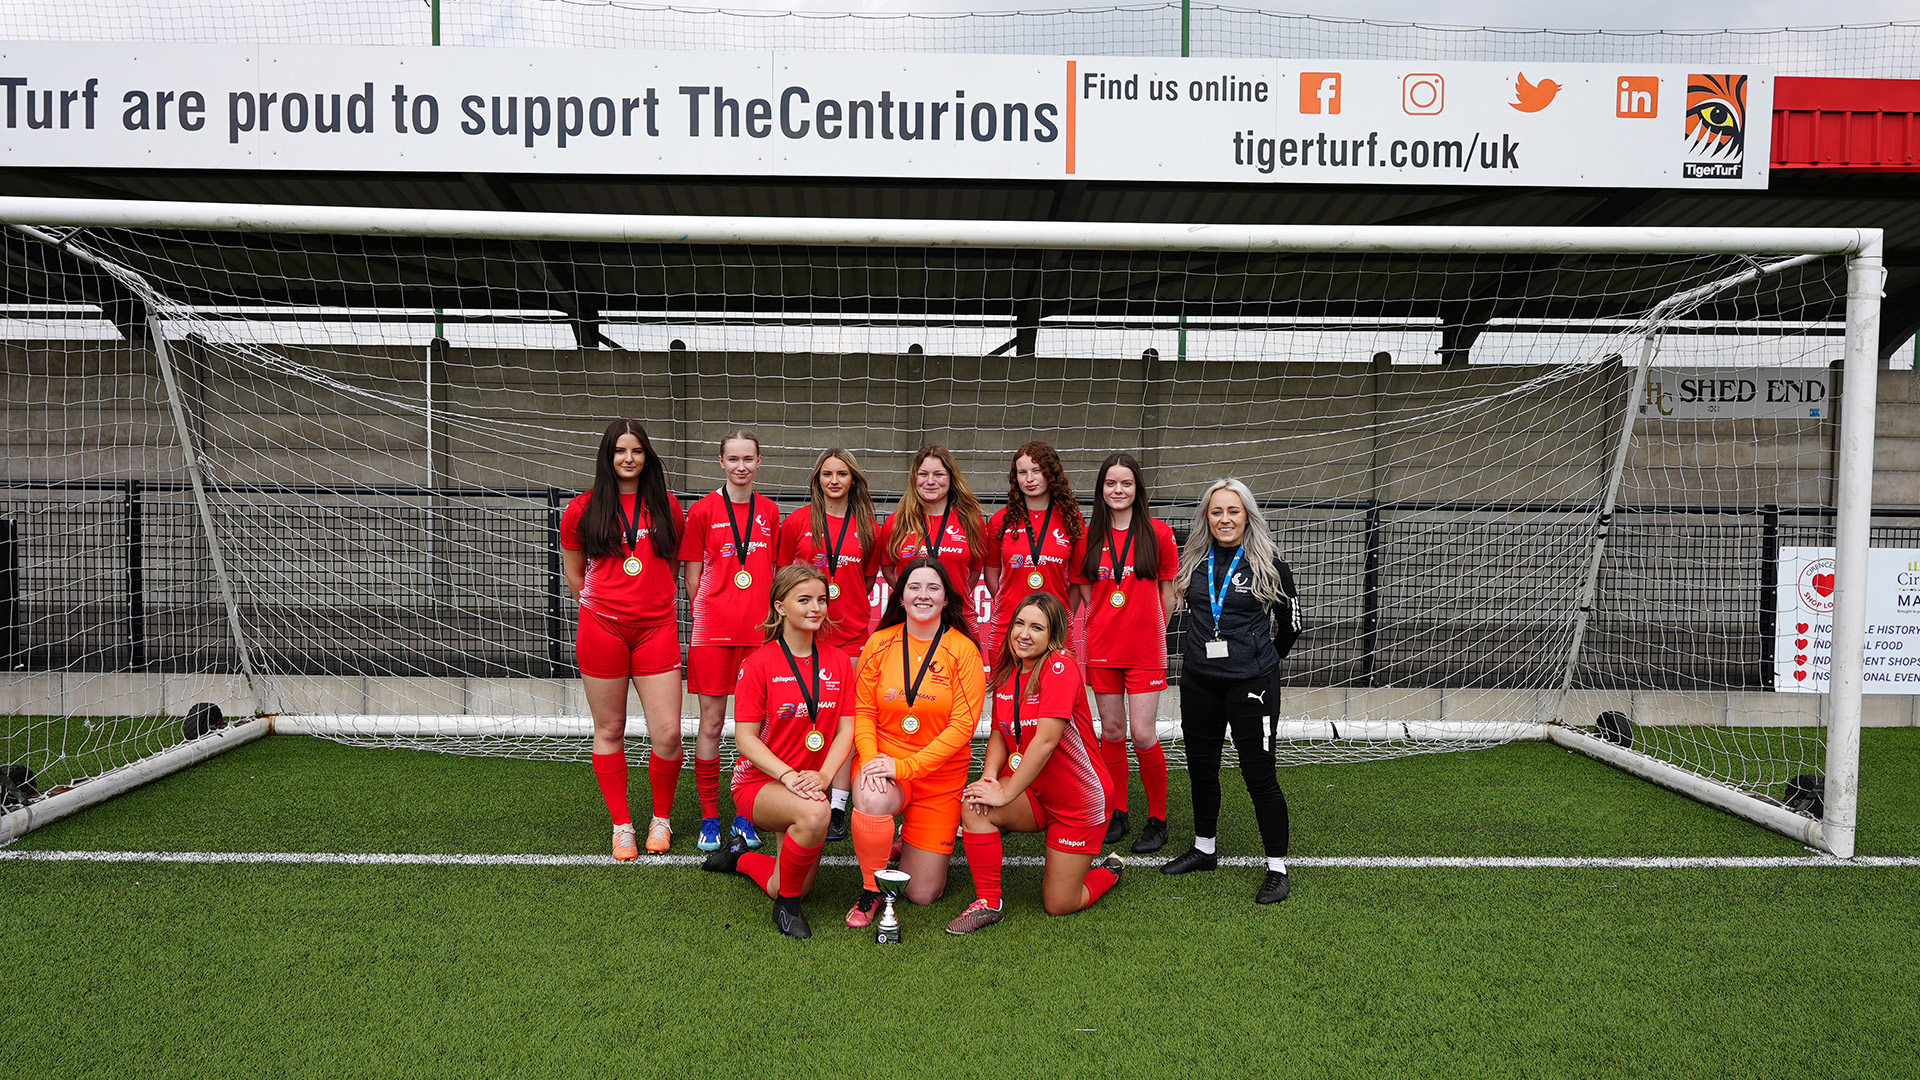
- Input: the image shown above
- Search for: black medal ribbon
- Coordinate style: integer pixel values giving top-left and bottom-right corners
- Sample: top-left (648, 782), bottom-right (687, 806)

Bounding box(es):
top-left (722, 492), bottom-right (758, 568)
top-left (778, 637), bottom-right (822, 727)
top-left (821, 507), bottom-right (854, 576)
top-left (1104, 523), bottom-right (1136, 586)
top-left (924, 507), bottom-right (952, 560)
top-left (613, 494), bottom-right (644, 557)
top-left (1009, 667), bottom-right (1028, 752)
top-left (901, 622), bottom-right (946, 711)
top-left (1023, 502), bottom-right (1054, 575)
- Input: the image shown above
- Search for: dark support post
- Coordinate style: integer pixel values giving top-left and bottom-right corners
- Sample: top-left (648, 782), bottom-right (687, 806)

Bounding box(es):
top-left (1759, 504), bottom-right (1780, 689)
top-left (1360, 501), bottom-right (1382, 686)
top-left (125, 480), bottom-right (145, 670)
top-left (1, 519), bottom-right (17, 670)
top-left (547, 488), bottom-right (565, 678)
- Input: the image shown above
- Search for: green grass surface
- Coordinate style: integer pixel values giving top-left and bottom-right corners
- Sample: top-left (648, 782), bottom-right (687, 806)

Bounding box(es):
top-left (5, 731), bottom-right (1919, 1078)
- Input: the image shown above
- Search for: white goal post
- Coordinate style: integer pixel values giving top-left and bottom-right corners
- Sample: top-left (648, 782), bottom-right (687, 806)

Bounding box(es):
top-left (0, 195), bottom-right (1880, 859)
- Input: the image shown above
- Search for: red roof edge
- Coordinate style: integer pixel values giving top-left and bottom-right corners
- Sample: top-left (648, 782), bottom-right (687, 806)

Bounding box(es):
top-left (1773, 76), bottom-right (1920, 170)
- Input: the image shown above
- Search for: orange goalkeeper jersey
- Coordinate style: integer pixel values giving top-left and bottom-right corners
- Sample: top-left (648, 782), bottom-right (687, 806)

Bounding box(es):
top-left (853, 623), bottom-right (985, 782)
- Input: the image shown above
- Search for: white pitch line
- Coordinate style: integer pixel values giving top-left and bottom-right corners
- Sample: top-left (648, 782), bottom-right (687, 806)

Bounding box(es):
top-left (3, 850), bottom-right (1919, 868)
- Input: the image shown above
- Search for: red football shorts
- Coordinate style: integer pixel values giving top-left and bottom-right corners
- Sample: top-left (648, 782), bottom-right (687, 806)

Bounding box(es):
top-left (1024, 789), bottom-right (1105, 855)
top-left (576, 610), bottom-right (679, 680)
top-left (686, 643), bottom-right (754, 697)
top-left (733, 777), bottom-right (773, 823)
top-left (1087, 665), bottom-right (1167, 695)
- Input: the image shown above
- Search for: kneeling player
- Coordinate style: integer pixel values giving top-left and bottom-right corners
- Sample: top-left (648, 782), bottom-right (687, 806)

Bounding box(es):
top-left (703, 565), bottom-right (855, 939)
top-left (950, 592), bottom-right (1122, 935)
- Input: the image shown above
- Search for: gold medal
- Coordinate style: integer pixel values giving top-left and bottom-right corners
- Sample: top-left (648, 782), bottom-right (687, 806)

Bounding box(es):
top-left (805, 731), bottom-right (825, 752)
top-left (1008, 753), bottom-right (1023, 772)
top-left (1109, 589), bottom-right (1127, 609)
top-left (828, 583), bottom-right (841, 600)
top-left (1026, 571), bottom-right (1044, 589)
top-left (902, 715), bottom-right (921, 734)
top-left (733, 569), bottom-right (753, 590)
top-left (622, 555), bottom-right (641, 577)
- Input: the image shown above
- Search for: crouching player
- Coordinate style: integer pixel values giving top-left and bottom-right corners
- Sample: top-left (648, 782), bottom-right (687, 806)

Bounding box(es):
top-left (949, 592), bottom-right (1122, 935)
top-left (702, 565), bottom-right (855, 939)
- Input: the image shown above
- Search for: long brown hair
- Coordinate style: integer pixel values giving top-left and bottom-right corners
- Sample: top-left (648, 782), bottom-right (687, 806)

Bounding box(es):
top-left (807, 447), bottom-right (877, 564)
top-left (1082, 451), bottom-right (1161, 582)
top-left (989, 591), bottom-right (1070, 692)
top-left (892, 445), bottom-right (984, 557)
top-left (875, 555), bottom-right (980, 651)
top-left (578, 419), bottom-right (677, 559)
top-left (997, 439), bottom-right (1084, 549)
top-left (759, 564), bottom-right (834, 642)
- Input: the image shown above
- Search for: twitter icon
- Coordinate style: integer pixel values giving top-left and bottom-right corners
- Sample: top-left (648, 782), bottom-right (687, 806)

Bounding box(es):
top-left (1512, 73), bottom-right (1561, 113)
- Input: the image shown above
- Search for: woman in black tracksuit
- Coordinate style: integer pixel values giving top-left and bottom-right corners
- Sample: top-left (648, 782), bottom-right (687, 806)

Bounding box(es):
top-left (1161, 477), bottom-right (1302, 905)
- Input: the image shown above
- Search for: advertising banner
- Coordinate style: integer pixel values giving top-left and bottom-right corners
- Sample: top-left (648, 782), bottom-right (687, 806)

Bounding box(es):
top-left (1639, 367), bottom-right (1831, 420)
top-left (1775, 547), bottom-right (1920, 694)
top-left (0, 44), bottom-right (1771, 188)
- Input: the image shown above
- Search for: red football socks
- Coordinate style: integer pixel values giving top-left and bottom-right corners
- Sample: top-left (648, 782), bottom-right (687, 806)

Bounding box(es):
top-left (849, 810), bottom-right (894, 892)
top-left (778, 837), bottom-right (824, 899)
top-left (961, 830), bottom-right (1004, 906)
top-left (695, 755), bottom-right (721, 819)
top-left (1102, 738), bottom-right (1131, 813)
top-left (736, 851), bottom-right (777, 895)
top-left (591, 752), bottom-right (631, 826)
top-left (1136, 741), bottom-right (1169, 821)
top-left (1083, 866), bottom-right (1120, 908)
top-left (647, 752), bottom-right (681, 820)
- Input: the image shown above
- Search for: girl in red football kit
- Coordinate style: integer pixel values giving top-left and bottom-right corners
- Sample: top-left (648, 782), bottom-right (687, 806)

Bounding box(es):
top-left (878, 445), bottom-right (986, 638)
top-left (701, 564), bottom-right (856, 940)
top-left (559, 419), bottom-right (686, 861)
top-left (775, 447), bottom-right (881, 842)
top-left (950, 591), bottom-right (1122, 934)
top-left (679, 430), bottom-right (781, 854)
top-left (984, 439), bottom-right (1085, 657)
top-left (1072, 452), bottom-right (1182, 854)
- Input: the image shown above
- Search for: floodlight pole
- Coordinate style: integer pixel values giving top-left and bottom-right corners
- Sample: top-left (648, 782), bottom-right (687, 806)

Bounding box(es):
top-left (1825, 239), bottom-right (1884, 860)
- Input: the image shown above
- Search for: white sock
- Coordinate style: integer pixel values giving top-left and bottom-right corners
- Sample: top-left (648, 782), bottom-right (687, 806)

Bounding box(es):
top-left (1268, 857), bottom-right (1288, 874)
top-left (1193, 836), bottom-right (1217, 855)
top-left (830, 788), bottom-right (849, 811)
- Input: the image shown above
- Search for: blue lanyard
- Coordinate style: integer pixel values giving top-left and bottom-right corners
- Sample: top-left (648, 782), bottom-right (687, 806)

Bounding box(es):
top-left (1206, 546), bottom-right (1245, 634)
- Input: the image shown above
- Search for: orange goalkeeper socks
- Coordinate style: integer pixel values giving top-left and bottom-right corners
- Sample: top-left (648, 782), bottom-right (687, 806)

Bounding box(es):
top-left (849, 810), bottom-right (894, 892)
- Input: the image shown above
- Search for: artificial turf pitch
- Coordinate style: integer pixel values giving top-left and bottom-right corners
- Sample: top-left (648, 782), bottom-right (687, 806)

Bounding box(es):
top-left (4, 732), bottom-right (1918, 1078)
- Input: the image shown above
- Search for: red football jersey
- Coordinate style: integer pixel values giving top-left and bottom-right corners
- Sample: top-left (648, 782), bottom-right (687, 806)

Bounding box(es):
top-left (991, 651), bottom-right (1105, 828)
top-left (776, 507), bottom-right (878, 650)
top-left (560, 490), bottom-right (684, 626)
top-left (1073, 518), bottom-right (1180, 670)
top-left (984, 504), bottom-right (1084, 647)
top-left (679, 489), bottom-right (780, 647)
top-left (878, 510), bottom-right (985, 636)
top-left (731, 639), bottom-right (854, 793)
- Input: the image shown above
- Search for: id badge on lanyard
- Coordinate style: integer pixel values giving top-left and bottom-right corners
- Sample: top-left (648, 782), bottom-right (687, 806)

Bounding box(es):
top-left (1205, 546), bottom-right (1244, 661)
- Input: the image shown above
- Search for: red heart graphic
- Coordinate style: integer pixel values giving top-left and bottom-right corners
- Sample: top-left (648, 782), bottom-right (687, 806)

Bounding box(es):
top-left (1795, 655), bottom-right (1808, 665)
top-left (1813, 573), bottom-right (1835, 598)
top-left (1796, 639), bottom-right (1809, 649)
top-left (1797, 623), bottom-right (1810, 634)
top-left (1794, 670), bottom-right (1808, 681)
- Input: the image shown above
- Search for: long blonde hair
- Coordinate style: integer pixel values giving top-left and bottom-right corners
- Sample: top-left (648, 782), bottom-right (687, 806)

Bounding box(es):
top-left (759, 564), bottom-right (835, 642)
top-left (1177, 478), bottom-right (1285, 606)
top-left (892, 445), bottom-right (985, 555)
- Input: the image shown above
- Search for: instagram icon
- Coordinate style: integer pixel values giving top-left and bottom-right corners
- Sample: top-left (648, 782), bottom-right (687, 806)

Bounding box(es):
top-left (1402, 73), bottom-right (1444, 115)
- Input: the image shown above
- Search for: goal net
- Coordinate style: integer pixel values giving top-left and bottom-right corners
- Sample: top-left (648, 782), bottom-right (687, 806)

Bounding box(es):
top-left (0, 200), bottom-right (1877, 855)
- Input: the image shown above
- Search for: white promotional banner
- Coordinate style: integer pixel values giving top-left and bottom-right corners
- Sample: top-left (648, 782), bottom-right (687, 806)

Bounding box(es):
top-left (0, 44), bottom-right (1771, 188)
top-left (1639, 367), bottom-right (1832, 420)
top-left (1775, 547), bottom-right (1920, 694)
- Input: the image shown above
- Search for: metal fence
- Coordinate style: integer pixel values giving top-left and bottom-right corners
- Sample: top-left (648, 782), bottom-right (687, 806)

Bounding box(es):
top-left (3, 481), bottom-right (1903, 691)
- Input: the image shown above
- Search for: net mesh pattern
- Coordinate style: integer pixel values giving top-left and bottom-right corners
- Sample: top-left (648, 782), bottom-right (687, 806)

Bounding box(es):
top-left (0, 218), bottom-right (1849, 818)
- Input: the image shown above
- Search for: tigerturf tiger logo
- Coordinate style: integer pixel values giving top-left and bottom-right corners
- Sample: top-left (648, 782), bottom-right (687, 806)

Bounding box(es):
top-left (1683, 73), bottom-right (1746, 180)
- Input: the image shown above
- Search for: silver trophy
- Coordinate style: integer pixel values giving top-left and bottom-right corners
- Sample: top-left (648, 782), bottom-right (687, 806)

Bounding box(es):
top-left (873, 868), bottom-right (911, 945)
